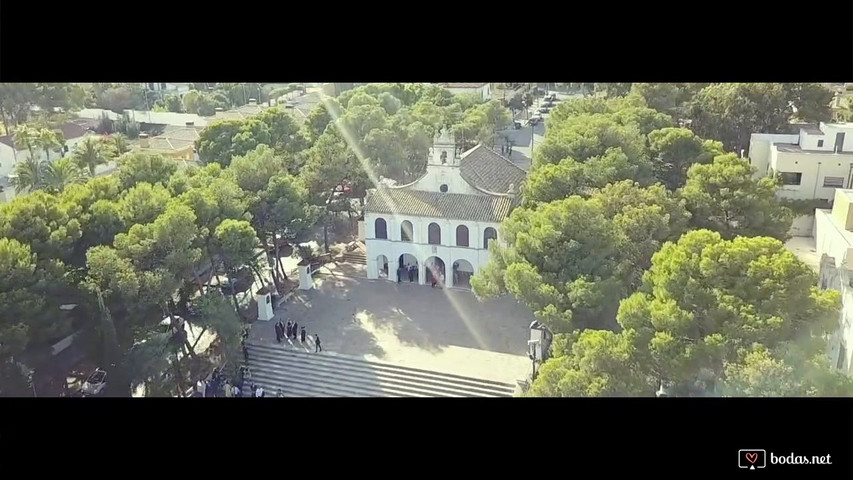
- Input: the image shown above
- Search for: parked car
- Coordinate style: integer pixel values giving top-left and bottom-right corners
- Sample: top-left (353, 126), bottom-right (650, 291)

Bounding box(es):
top-left (540, 100), bottom-right (554, 108)
top-left (81, 369), bottom-right (107, 396)
top-left (513, 121), bottom-right (522, 130)
top-left (537, 106), bottom-right (551, 114)
top-left (528, 116), bottom-right (542, 126)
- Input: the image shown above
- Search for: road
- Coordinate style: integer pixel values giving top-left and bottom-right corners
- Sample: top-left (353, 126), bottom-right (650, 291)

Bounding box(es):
top-left (498, 91), bottom-right (581, 170)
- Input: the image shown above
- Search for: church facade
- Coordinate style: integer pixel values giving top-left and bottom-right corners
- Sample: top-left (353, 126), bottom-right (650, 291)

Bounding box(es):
top-left (364, 129), bottom-right (526, 288)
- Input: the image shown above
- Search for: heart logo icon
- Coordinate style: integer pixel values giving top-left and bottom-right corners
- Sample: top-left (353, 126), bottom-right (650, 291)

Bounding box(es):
top-left (745, 453), bottom-right (758, 464)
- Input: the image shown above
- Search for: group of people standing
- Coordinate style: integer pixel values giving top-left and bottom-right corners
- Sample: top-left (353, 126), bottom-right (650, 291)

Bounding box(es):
top-left (193, 367), bottom-right (244, 398)
top-left (275, 320), bottom-right (305, 343)
top-left (275, 319), bottom-right (322, 353)
top-left (397, 263), bottom-right (419, 283)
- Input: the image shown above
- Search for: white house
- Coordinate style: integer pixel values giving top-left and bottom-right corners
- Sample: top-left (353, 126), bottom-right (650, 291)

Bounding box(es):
top-left (812, 188), bottom-right (853, 376)
top-left (748, 122), bottom-right (853, 199)
top-left (438, 83), bottom-right (492, 101)
top-left (140, 83), bottom-right (193, 95)
top-left (748, 122), bottom-right (853, 235)
top-left (0, 120), bottom-right (97, 181)
top-left (77, 100), bottom-right (270, 129)
top-left (76, 108), bottom-right (209, 128)
top-left (364, 129), bottom-right (526, 289)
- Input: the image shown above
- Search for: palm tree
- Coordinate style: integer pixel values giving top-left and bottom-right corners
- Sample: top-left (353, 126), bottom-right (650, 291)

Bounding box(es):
top-left (10, 156), bottom-right (46, 193)
top-left (72, 136), bottom-right (109, 177)
top-left (35, 127), bottom-right (62, 162)
top-left (13, 124), bottom-right (38, 162)
top-left (42, 157), bottom-right (85, 193)
top-left (113, 133), bottom-right (131, 156)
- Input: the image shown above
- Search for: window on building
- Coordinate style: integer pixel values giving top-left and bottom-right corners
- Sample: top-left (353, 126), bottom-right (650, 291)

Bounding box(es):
top-left (147, 83), bottom-right (155, 90)
top-left (440, 184), bottom-right (448, 193)
top-left (440, 151), bottom-right (447, 164)
top-left (160, 83), bottom-right (167, 90)
top-left (401, 221), bottom-right (413, 242)
top-left (824, 176), bottom-right (845, 188)
top-left (837, 342), bottom-right (847, 370)
top-left (374, 218), bottom-right (387, 239)
top-left (428, 223), bottom-right (441, 245)
top-left (456, 225), bottom-right (469, 247)
top-left (818, 139), bottom-right (825, 148)
top-left (778, 172), bottom-right (802, 185)
top-left (484, 227), bottom-right (498, 249)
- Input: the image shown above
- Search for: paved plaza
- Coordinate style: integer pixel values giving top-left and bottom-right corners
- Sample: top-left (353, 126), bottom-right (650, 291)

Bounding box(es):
top-left (249, 264), bottom-right (535, 385)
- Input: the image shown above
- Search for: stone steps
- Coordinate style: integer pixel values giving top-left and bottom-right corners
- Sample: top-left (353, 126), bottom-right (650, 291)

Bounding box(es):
top-left (241, 342), bottom-right (515, 398)
top-left (342, 252), bottom-right (367, 265)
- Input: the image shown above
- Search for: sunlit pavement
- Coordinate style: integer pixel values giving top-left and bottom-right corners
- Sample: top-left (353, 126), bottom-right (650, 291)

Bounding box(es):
top-left (249, 271), bottom-right (534, 385)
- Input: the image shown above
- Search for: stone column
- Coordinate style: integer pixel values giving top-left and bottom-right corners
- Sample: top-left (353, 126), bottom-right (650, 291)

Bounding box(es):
top-left (418, 262), bottom-right (426, 285)
top-left (298, 264), bottom-right (313, 290)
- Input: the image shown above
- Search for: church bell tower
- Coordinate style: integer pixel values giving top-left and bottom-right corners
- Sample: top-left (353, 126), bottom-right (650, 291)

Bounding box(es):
top-left (429, 128), bottom-right (458, 167)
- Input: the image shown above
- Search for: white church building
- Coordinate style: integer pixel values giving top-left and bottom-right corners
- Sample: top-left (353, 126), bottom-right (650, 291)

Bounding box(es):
top-left (364, 129), bottom-right (526, 288)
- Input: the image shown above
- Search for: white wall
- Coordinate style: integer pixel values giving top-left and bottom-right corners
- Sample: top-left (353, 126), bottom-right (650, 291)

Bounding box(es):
top-left (748, 133), bottom-right (799, 179)
top-left (790, 214), bottom-right (815, 237)
top-left (410, 165), bottom-right (479, 195)
top-left (364, 211), bottom-right (500, 286)
top-left (446, 85), bottom-right (491, 102)
top-left (140, 83), bottom-right (192, 94)
top-left (815, 208), bottom-right (853, 374)
top-left (0, 144), bottom-right (17, 179)
top-left (799, 131), bottom-right (830, 151)
top-left (773, 149), bottom-right (853, 201)
top-left (0, 133), bottom-right (96, 180)
top-left (76, 109), bottom-right (209, 128)
top-left (820, 123), bottom-right (853, 153)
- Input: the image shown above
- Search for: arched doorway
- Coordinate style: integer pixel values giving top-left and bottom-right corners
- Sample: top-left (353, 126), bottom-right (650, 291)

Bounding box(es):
top-left (397, 253), bottom-right (418, 283)
top-left (376, 254), bottom-right (389, 279)
top-left (452, 259), bottom-right (474, 289)
top-left (425, 256), bottom-right (446, 287)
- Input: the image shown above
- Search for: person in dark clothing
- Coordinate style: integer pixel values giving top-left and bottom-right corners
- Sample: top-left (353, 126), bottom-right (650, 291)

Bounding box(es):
top-left (291, 321), bottom-right (299, 340)
top-left (285, 321), bottom-right (293, 339)
top-left (242, 340), bottom-right (249, 362)
top-left (300, 325), bottom-right (307, 343)
top-left (396, 267), bottom-right (402, 283)
top-left (408, 265), bottom-right (414, 282)
top-left (314, 334), bottom-right (322, 353)
top-left (274, 321), bottom-right (283, 343)
top-left (431, 274), bottom-right (437, 288)
top-left (251, 384), bottom-right (258, 398)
